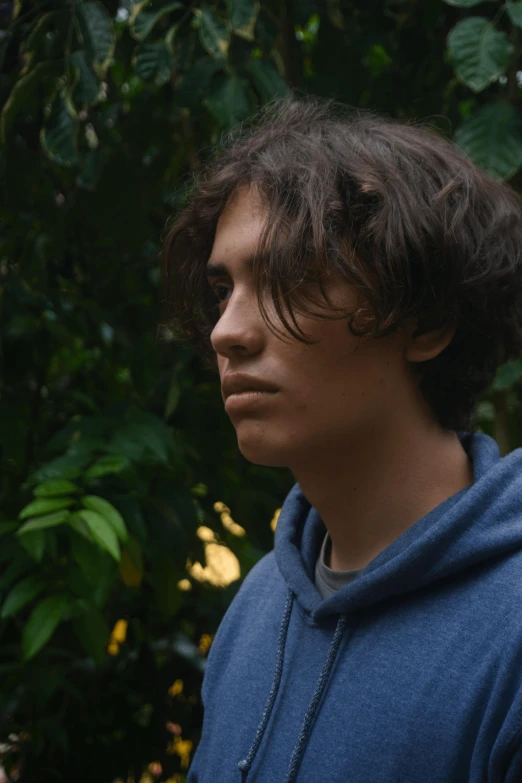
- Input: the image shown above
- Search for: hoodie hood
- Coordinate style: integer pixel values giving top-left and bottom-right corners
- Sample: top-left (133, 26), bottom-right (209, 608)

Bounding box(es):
top-left (236, 430), bottom-right (522, 782)
top-left (274, 430), bottom-right (522, 622)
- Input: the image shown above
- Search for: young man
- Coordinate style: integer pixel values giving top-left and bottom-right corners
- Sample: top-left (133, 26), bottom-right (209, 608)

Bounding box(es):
top-left (163, 97), bottom-right (522, 782)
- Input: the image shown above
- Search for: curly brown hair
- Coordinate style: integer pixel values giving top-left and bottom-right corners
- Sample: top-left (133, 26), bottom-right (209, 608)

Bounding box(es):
top-left (161, 95), bottom-right (522, 432)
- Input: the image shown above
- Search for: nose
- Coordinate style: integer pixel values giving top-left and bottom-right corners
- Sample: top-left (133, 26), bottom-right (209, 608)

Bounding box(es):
top-left (210, 287), bottom-right (265, 359)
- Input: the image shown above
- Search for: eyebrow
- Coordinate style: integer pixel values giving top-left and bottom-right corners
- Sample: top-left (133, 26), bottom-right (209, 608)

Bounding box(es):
top-left (205, 256), bottom-right (256, 279)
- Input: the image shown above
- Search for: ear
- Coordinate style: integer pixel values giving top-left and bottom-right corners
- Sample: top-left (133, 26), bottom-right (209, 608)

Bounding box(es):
top-left (403, 320), bottom-right (456, 364)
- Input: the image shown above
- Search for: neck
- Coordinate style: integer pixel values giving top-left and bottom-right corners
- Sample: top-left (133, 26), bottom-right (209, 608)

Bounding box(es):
top-left (291, 417), bottom-right (474, 572)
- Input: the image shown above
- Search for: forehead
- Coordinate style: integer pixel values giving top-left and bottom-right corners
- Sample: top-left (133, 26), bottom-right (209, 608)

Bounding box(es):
top-left (209, 186), bottom-right (267, 264)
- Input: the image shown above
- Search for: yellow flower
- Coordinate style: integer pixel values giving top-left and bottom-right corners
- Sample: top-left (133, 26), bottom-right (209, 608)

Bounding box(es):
top-left (189, 542), bottom-right (240, 587)
top-left (169, 737), bottom-right (193, 769)
top-left (270, 508), bottom-right (281, 533)
top-left (197, 633), bottom-right (214, 655)
top-left (112, 619), bottom-right (128, 644)
top-left (213, 501), bottom-right (229, 513)
top-left (107, 619), bottom-right (128, 656)
top-left (196, 525), bottom-right (215, 542)
top-left (168, 679), bottom-right (183, 697)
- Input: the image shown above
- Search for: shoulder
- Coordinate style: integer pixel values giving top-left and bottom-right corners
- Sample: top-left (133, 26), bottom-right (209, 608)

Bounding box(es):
top-left (206, 550), bottom-right (282, 646)
top-left (201, 550), bottom-right (284, 697)
top-left (240, 549), bottom-right (279, 590)
top-left (222, 549), bottom-right (283, 619)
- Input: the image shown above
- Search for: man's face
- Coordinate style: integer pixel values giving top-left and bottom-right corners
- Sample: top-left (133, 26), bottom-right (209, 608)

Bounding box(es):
top-left (207, 186), bottom-right (416, 470)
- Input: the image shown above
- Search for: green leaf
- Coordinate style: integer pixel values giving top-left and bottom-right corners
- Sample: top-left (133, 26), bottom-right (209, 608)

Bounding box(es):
top-left (18, 510), bottom-right (71, 535)
top-left (29, 451), bottom-right (90, 483)
top-left (75, 510), bottom-right (121, 561)
top-left (0, 558), bottom-right (32, 592)
top-left (165, 24), bottom-right (178, 53)
top-left (326, 0), bottom-right (344, 30)
top-left (197, 8), bottom-right (230, 60)
top-left (363, 44), bottom-right (393, 77)
top-left (134, 42), bottom-right (174, 85)
top-left (18, 531), bottom-right (46, 562)
top-left (76, 147), bottom-right (104, 190)
top-left (190, 482), bottom-right (207, 497)
top-left (455, 102), bottom-right (522, 180)
top-left (41, 91), bottom-right (79, 167)
top-left (69, 513), bottom-right (92, 542)
top-left (447, 17), bottom-right (513, 93)
top-left (247, 59), bottom-right (289, 101)
top-left (227, 0), bottom-right (259, 41)
top-left (75, 0), bottom-right (115, 77)
top-left (506, 1), bottom-right (522, 27)
top-left (0, 60), bottom-right (62, 142)
top-left (34, 479), bottom-right (80, 498)
top-left (19, 497), bottom-right (74, 520)
top-left (82, 496), bottom-right (128, 542)
top-left (164, 376), bottom-right (180, 420)
top-left (93, 563), bottom-right (117, 607)
top-left (476, 400), bottom-right (495, 422)
top-left (107, 415), bottom-right (173, 464)
top-left (0, 522), bottom-right (18, 536)
top-left (175, 57), bottom-right (223, 108)
top-left (119, 536), bottom-right (144, 587)
top-left (70, 49), bottom-right (100, 107)
top-left (73, 605), bottom-right (110, 666)
top-left (130, 0), bottom-right (183, 41)
top-left (1, 575), bottom-right (44, 619)
top-left (21, 11), bottom-right (69, 72)
top-left (493, 358), bottom-right (522, 390)
top-left (67, 565), bottom-right (93, 601)
top-left (85, 453), bottom-right (131, 480)
top-left (71, 532), bottom-right (114, 596)
top-left (206, 75), bottom-right (251, 127)
top-left (443, 0), bottom-right (493, 6)
top-left (22, 595), bottom-right (68, 660)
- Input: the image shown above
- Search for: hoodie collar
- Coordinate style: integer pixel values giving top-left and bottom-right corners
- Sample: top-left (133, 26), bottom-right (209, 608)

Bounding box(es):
top-left (274, 431), bottom-right (521, 622)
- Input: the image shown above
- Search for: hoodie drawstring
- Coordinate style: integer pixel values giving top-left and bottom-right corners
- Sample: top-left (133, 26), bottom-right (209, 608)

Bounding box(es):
top-left (237, 589), bottom-right (294, 781)
top-left (238, 588), bottom-right (347, 782)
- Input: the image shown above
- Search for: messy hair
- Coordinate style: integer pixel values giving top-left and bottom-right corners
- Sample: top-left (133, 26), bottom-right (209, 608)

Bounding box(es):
top-left (161, 96), bottom-right (522, 432)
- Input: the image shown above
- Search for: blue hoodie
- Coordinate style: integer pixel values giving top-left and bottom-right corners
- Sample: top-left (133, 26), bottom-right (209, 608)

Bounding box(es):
top-left (187, 431), bottom-right (522, 782)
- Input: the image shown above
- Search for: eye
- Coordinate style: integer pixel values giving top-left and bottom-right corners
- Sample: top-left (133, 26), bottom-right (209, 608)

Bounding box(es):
top-left (212, 284), bottom-right (231, 304)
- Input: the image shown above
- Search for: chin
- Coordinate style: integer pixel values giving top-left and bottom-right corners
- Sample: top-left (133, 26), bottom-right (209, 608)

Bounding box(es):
top-left (236, 432), bottom-right (292, 468)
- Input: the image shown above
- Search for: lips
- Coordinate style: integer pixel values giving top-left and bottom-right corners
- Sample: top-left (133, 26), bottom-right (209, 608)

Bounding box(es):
top-left (224, 389), bottom-right (278, 412)
top-left (222, 372), bottom-right (279, 400)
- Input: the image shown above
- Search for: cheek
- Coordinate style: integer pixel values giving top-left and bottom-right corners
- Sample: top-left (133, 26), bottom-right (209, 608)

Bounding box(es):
top-left (294, 343), bottom-right (396, 416)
